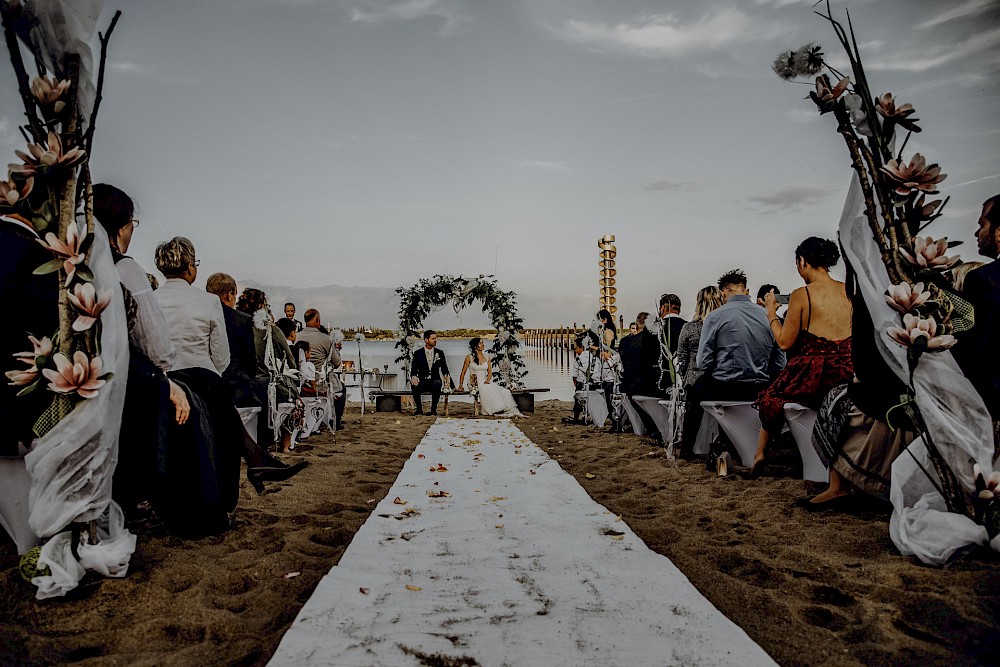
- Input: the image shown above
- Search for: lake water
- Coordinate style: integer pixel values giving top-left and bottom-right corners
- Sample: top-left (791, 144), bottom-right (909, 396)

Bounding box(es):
top-left (340, 339), bottom-right (573, 402)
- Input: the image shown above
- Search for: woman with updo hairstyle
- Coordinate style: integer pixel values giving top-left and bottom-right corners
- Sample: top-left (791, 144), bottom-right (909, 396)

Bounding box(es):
top-left (456, 337), bottom-right (521, 416)
top-left (751, 236), bottom-right (854, 478)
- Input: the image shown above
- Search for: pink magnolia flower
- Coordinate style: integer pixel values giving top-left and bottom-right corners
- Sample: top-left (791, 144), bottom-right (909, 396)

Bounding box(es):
top-left (6, 335), bottom-right (53, 387)
top-left (68, 282), bottom-right (112, 331)
top-left (42, 351), bottom-right (107, 399)
top-left (9, 131), bottom-right (86, 176)
top-left (974, 463), bottom-right (1000, 500)
top-left (37, 221), bottom-right (85, 285)
top-left (881, 153), bottom-right (946, 196)
top-left (809, 75), bottom-right (850, 112)
top-left (899, 236), bottom-right (961, 271)
top-left (0, 176), bottom-right (33, 206)
top-left (885, 282), bottom-right (930, 314)
top-left (874, 93), bottom-right (921, 133)
top-left (30, 76), bottom-right (70, 115)
top-left (887, 314), bottom-right (956, 350)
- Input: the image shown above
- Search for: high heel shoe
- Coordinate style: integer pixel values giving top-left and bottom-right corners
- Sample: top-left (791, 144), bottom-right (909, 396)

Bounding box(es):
top-left (247, 461), bottom-right (309, 494)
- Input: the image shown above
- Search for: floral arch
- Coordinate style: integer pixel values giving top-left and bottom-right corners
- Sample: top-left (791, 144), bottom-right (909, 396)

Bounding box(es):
top-left (394, 275), bottom-right (526, 388)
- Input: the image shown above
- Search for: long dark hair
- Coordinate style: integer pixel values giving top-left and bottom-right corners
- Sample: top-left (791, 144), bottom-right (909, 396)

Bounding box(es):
top-left (93, 183), bottom-right (135, 256)
top-left (469, 337), bottom-right (483, 363)
top-left (596, 309), bottom-right (617, 346)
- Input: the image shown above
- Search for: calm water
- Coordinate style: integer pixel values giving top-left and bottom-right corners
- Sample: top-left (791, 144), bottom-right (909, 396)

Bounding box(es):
top-left (340, 339), bottom-right (573, 402)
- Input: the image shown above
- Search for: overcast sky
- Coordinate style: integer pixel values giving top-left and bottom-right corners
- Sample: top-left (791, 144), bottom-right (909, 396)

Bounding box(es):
top-left (2, 0), bottom-right (998, 328)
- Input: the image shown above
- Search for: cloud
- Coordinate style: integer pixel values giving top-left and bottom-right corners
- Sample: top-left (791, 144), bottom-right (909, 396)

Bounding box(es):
top-left (866, 26), bottom-right (1000, 72)
top-left (551, 8), bottom-right (785, 58)
top-left (109, 61), bottom-right (151, 75)
top-left (786, 108), bottom-right (820, 124)
top-left (518, 160), bottom-right (570, 173)
top-left (0, 116), bottom-right (17, 146)
top-left (644, 179), bottom-right (696, 191)
top-left (345, 0), bottom-right (471, 34)
top-left (916, 0), bottom-right (998, 29)
top-left (748, 184), bottom-right (835, 211)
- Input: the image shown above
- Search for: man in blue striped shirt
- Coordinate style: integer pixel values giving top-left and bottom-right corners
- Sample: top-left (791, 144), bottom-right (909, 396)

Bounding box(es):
top-left (680, 269), bottom-right (786, 454)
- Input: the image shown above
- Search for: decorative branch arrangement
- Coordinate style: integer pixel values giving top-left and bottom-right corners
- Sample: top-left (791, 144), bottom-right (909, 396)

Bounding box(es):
top-left (394, 274), bottom-right (526, 388)
top-left (774, 1), bottom-right (991, 532)
top-left (2, 3), bottom-right (121, 434)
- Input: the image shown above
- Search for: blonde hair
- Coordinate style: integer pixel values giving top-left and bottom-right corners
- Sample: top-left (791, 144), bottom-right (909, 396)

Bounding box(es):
top-left (952, 261), bottom-right (985, 293)
top-left (206, 272), bottom-right (236, 297)
top-left (154, 236), bottom-right (196, 278)
top-left (694, 286), bottom-right (724, 322)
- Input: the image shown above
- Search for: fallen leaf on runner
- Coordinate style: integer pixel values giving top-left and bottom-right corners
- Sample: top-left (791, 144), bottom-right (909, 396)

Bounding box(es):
top-left (495, 524), bottom-right (504, 529)
top-left (585, 473), bottom-right (596, 479)
top-left (529, 470), bottom-right (536, 475)
top-left (434, 464), bottom-right (448, 472)
top-left (405, 584), bottom-right (423, 591)
top-left (609, 535), bottom-right (624, 541)
top-left (615, 515), bottom-right (623, 522)
top-left (393, 497), bottom-right (407, 505)
top-left (359, 587), bottom-right (370, 595)
top-left (433, 481), bottom-right (439, 486)
top-left (474, 489), bottom-right (481, 493)
top-left (366, 499), bottom-right (376, 504)
top-left (489, 496), bottom-right (507, 502)
top-left (466, 439), bottom-right (481, 445)
top-left (514, 450), bottom-right (521, 455)
top-left (284, 572), bottom-right (301, 579)
top-left (426, 490), bottom-right (451, 498)
top-left (417, 454), bottom-right (426, 459)
top-left (437, 447), bottom-right (444, 452)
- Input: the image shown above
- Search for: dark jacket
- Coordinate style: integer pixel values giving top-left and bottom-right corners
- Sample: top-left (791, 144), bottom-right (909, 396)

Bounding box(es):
top-left (0, 220), bottom-right (59, 455)
top-left (410, 346), bottom-right (451, 385)
top-left (619, 329), bottom-right (660, 396)
top-left (958, 260), bottom-right (1000, 418)
top-left (221, 305), bottom-right (259, 407)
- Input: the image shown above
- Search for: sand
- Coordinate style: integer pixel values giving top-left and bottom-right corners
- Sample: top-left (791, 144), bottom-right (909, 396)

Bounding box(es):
top-left (1, 400), bottom-right (998, 666)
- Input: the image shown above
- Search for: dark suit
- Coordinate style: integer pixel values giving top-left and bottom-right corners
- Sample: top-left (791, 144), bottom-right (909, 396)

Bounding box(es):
top-left (0, 220), bottom-right (59, 455)
top-left (619, 328), bottom-right (662, 434)
top-left (410, 345), bottom-right (451, 414)
top-left (958, 260), bottom-right (1000, 418)
top-left (221, 305), bottom-right (259, 408)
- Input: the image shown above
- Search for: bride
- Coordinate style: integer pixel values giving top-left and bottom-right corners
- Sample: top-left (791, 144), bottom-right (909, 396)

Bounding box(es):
top-left (457, 338), bottom-right (521, 417)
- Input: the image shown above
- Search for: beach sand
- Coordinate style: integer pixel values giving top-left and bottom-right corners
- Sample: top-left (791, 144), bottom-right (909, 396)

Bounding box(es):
top-left (1, 400), bottom-right (997, 666)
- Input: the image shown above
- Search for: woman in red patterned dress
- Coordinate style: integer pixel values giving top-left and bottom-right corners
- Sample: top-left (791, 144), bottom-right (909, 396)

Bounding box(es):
top-left (751, 237), bottom-right (854, 477)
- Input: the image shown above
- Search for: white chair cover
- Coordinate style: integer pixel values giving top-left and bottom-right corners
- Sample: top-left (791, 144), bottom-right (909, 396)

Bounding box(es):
top-left (632, 396), bottom-right (673, 441)
top-left (238, 406), bottom-right (261, 444)
top-left (700, 401), bottom-right (760, 467)
top-left (783, 403), bottom-right (829, 483)
top-left (693, 413), bottom-right (719, 457)
top-left (575, 390), bottom-right (608, 427)
top-left (621, 397), bottom-right (645, 437)
top-left (838, 176), bottom-right (997, 564)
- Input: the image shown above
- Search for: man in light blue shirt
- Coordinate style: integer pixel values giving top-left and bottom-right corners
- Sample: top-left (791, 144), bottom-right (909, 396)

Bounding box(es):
top-left (680, 269), bottom-right (786, 454)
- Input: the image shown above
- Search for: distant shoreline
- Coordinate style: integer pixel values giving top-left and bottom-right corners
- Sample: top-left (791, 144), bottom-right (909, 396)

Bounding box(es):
top-left (343, 328), bottom-right (499, 340)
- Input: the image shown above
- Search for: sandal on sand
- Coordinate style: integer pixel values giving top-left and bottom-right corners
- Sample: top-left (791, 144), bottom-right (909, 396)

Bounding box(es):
top-left (794, 494), bottom-right (853, 513)
top-left (716, 452), bottom-right (732, 477)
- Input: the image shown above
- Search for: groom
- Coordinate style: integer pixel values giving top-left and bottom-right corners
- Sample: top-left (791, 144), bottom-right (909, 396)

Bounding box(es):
top-left (410, 330), bottom-right (452, 416)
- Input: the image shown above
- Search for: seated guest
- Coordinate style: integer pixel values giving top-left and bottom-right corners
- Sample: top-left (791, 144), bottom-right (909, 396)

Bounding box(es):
top-left (277, 317), bottom-right (297, 344)
top-left (563, 336), bottom-right (589, 424)
top-left (753, 238), bottom-right (853, 477)
top-left (205, 272), bottom-right (259, 408)
top-left (957, 195), bottom-right (1000, 445)
top-left (297, 309), bottom-right (345, 429)
top-left (650, 293), bottom-right (686, 392)
top-left (295, 341), bottom-right (317, 396)
top-left (237, 288), bottom-right (302, 451)
top-left (156, 239), bottom-right (304, 497)
top-left (619, 312), bottom-right (661, 436)
top-left (675, 286), bottom-right (724, 455)
top-left (682, 269), bottom-right (786, 453)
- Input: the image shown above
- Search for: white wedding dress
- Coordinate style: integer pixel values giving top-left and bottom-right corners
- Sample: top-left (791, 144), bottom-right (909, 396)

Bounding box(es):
top-left (469, 359), bottom-right (521, 417)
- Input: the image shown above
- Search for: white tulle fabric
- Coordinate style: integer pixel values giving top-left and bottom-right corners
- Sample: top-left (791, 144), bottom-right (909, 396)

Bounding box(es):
top-left (469, 361), bottom-right (520, 417)
top-left (23, 0), bottom-right (103, 128)
top-left (838, 177), bottom-right (995, 565)
top-left (25, 223), bottom-right (135, 598)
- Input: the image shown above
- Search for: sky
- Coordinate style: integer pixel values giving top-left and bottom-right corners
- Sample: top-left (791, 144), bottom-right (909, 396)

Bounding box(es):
top-left (2, 0), bottom-right (998, 329)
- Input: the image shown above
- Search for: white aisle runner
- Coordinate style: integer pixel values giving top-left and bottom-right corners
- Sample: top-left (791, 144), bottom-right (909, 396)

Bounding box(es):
top-left (269, 419), bottom-right (775, 666)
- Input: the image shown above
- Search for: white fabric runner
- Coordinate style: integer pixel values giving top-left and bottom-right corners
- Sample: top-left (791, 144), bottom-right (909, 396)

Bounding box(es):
top-left (270, 418), bottom-right (775, 666)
